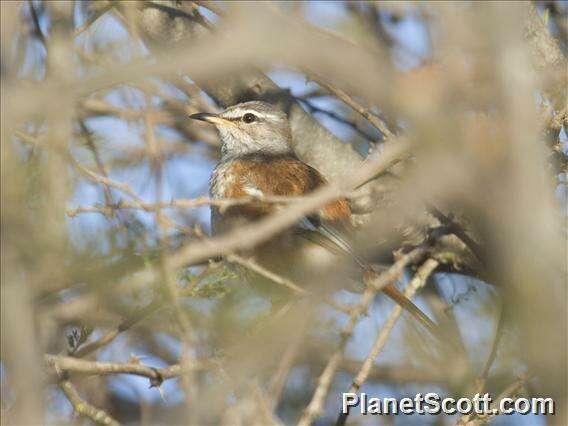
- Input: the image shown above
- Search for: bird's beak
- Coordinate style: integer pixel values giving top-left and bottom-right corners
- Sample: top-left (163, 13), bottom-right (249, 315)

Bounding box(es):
top-left (189, 112), bottom-right (229, 126)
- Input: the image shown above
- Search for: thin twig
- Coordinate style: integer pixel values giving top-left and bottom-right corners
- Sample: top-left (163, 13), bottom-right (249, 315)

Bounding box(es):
top-left (299, 97), bottom-right (378, 142)
top-left (60, 380), bottom-right (120, 426)
top-left (194, 0), bottom-right (224, 17)
top-left (47, 354), bottom-right (201, 383)
top-left (72, 328), bottom-right (121, 358)
top-left (297, 247), bottom-right (427, 426)
top-left (266, 332), bottom-right (305, 409)
top-left (456, 301), bottom-right (506, 425)
top-left (72, 263), bottom-right (219, 359)
top-left (226, 253), bottom-right (352, 314)
top-left (457, 375), bottom-right (529, 425)
top-left (145, 94), bottom-right (197, 421)
top-left (67, 195), bottom-right (313, 217)
top-left (74, 2), bottom-right (113, 37)
top-left (28, 0), bottom-right (47, 48)
top-left (307, 71), bottom-right (394, 140)
top-left (336, 258), bottom-right (439, 426)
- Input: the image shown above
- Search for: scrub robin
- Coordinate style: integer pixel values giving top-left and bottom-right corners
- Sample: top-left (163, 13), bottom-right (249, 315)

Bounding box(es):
top-left (190, 101), bottom-right (436, 333)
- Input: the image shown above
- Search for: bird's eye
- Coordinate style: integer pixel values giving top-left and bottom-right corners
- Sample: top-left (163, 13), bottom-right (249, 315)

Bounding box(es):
top-left (242, 113), bottom-right (257, 123)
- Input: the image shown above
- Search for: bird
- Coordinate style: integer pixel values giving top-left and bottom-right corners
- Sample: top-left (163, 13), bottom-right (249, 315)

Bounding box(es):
top-left (189, 100), bottom-right (437, 334)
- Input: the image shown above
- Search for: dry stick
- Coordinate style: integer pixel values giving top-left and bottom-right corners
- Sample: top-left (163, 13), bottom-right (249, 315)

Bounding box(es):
top-left (263, 300), bottom-right (316, 411)
top-left (473, 375), bottom-right (528, 425)
top-left (78, 119), bottom-right (137, 242)
top-left (455, 303), bottom-right (506, 426)
top-left (65, 86), bottom-right (201, 401)
top-left (67, 195), bottom-right (314, 217)
top-left (59, 380), bottom-right (120, 426)
top-left (250, 383), bottom-right (285, 426)
top-left (266, 332), bottom-right (306, 409)
top-left (297, 247), bottom-right (427, 426)
top-left (425, 202), bottom-right (484, 263)
top-left (67, 190), bottom-right (369, 217)
top-left (79, 120), bottom-right (114, 209)
top-left (307, 71), bottom-right (394, 140)
top-left (480, 305), bottom-right (505, 380)
top-left (335, 258), bottom-right (440, 426)
top-left (72, 262), bottom-right (218, 359)
top-left (74, 160), bottom-right (192, 234)
top-left (46, 354), bottom-right (200, 382)
top-left (72, 299), bottom-right (163, 358)
top-left (72, 328), bottom-right (120, 359)
top-left (16, 130), bottom-right (191, 234)
top-left (194, 0), bottom-right (224, 17)
top-left (456, 375), bottom-right (528, 426)
top-left (28, 0), bottom-right (47, 47)
top-left (74, 2), bottom-right (113, 37)
top-left (145, 99), bottom-right (197, 420)
top-left (226, 253), bottom-right (352, 314)
top-left (77, 163), bottom-right (145, 204)
top-left (299, 97), bottom-right (378, 142)
top-left (360, 261), bottom-right (440, 370)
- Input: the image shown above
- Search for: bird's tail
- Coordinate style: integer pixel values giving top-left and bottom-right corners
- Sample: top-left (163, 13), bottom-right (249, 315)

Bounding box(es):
top-left (316, 223), bottom-right (441, 336)
top-left (381, 282), bottom-right (439, 336)
top-left (306, 222), bottom-right (467, 354)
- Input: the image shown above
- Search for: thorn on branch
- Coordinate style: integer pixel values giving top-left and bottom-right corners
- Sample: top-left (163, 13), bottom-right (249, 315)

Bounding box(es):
top-left (148, 367), bottom-right (164, 388)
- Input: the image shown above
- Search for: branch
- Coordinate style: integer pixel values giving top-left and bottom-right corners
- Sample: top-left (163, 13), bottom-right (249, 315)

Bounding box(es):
top-left (74, 2), bottom-right (113, 37)
top-left (67, 195), bottom-right (319, 217)
top-left (299, 97), bottom-right (378, 142)
top-left (307, 71), bottom-right (394, 140)
top-left (456, 375), bottom-right (529, 426)
top-left (336, 258), bottom-right (439, 426)
top-left (226, 253), bottom-right (352, 314)
top-left (456, 304), bottom-right (506, 425)
top-left (60, 380), bottom-right (120, 426)
top-left (297, 246), bottom-right (427, 426)
top-left (46, 354), bottom-right (199, 384)
top-left (28, 1), bottom-right (47, 48)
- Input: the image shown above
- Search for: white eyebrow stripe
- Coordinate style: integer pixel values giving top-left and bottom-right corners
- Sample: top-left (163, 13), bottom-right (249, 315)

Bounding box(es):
top-left (223, 110), bottom-right (282, 120)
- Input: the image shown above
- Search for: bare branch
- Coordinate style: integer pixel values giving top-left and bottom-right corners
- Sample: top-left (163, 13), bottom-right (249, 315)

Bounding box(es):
top-left (297, 247), bottom-right (427, 426)
top-left (60, 380), bottom-right (120, 426)
top-left (336, 258), bottom-right (440, 426)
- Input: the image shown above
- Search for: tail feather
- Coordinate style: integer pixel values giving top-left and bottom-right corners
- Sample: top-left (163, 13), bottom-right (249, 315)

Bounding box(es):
top-left (381, 283), bottom-right (438, 336)
top-left (314, 224), bottom-right (439, 333)
top-left (300, 221), bottom-right (444, 340)
top-left (382, 282), bottom-right (465, 354)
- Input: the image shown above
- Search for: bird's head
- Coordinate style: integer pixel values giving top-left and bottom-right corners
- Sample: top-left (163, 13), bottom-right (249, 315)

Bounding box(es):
top-left (190, 101), bottom-right (293, 159)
